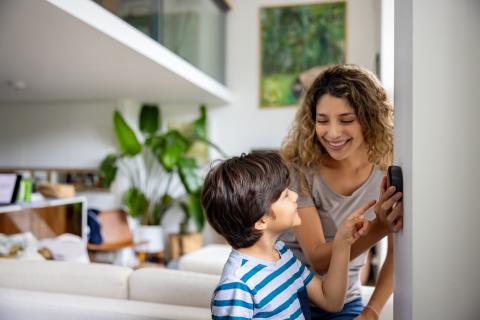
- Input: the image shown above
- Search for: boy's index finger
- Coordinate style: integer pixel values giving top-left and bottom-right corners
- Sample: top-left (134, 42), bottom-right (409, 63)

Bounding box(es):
top-left (347, 213), bottom-right (363, 225)
top-left (353, 214), bottom-right (365, 224)
top-left (347, 200), bottom-right (376, 223)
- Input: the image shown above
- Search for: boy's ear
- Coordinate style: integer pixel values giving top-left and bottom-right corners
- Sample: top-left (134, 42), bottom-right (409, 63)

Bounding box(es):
top-left (254, 215), bottom-right (269, 231)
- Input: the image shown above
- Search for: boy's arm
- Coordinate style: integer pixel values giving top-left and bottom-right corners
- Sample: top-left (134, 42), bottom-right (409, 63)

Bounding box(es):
top-left (306, 241), bottom-right (351, 312)
top-left (211, 281), bottom-right (254, 319)
top-left (295, 209), bottom-right (388, 274)
top-left (305, 201), bottom-right (375, 311)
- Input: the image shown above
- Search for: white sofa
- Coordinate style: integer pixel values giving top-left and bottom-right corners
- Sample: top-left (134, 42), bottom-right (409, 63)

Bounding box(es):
top-left (0, 259), bottom-right (218, 320)
top-left (179, 244), bottom-right (394, 320)
top-left (0, 248), bottom-right (393, 320)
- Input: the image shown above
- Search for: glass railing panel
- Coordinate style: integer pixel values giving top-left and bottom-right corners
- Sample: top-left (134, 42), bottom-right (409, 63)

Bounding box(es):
top-left (95, 0), bottom-right (226, 84)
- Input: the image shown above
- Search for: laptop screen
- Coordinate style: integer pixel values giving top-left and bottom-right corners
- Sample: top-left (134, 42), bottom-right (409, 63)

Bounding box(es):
top-left (0, 173), bottom-right (20, 204)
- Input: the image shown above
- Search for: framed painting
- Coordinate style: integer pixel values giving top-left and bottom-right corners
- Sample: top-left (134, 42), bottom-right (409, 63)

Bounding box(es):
top-left (259, 1), bottom-right (347, 108)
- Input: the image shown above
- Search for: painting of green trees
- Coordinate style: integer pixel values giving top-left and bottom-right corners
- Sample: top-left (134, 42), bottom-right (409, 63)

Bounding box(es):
top-left (260, 2), bottom-right (346, 107)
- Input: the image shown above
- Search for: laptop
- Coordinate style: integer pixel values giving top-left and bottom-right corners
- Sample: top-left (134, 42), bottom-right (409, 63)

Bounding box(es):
top-left (0, 173), bottom-right (22, 205)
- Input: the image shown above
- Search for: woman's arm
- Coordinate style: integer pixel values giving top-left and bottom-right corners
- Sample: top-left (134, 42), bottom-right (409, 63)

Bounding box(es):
top-left (294, 207), bottom-right (388, 274)
top-left (355, 234), bottom-right (394, 320)
top-left (296, 176), bottom-right (403, 274)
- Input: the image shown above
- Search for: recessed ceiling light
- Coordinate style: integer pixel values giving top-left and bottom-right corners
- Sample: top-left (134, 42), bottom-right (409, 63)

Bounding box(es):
top-left (6, 80), bottom-right (27, 91)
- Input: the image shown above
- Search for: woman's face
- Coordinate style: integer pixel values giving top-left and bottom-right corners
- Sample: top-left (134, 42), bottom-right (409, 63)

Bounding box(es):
top-left (315, 94), bottom-right (366, 162)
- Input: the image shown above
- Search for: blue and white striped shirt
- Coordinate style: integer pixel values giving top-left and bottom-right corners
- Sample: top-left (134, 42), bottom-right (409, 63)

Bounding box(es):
top-left (211, 241), bottom-right (314, 320)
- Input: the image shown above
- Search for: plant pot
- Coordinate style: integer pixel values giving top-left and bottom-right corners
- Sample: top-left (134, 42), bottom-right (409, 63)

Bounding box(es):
top-left (133, 225), bottom-right (164, 254)
top-left (168, 232), bottom-right (203, 260)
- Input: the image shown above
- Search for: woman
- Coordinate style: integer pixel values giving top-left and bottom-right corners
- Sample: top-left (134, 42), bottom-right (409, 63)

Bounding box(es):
top-left (281, 64), bottom-right (403, 319)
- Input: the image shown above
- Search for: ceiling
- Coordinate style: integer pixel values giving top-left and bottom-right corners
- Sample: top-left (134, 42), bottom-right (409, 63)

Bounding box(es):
top-left (0, 0), bottom-right (232, 106)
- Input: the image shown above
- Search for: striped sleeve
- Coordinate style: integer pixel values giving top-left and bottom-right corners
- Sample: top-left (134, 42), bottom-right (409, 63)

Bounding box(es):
top-left (211, 281), bottom-right (254, 320)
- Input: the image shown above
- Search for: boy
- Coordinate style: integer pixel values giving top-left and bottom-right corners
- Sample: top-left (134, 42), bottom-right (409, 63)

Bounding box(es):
top-left (201, 151), bottom-right (374, 319)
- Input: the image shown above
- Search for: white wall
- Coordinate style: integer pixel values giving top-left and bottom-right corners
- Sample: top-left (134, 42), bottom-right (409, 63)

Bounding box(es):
top-left (395, 0), bottom-right (480, 319)
top-left (0, 101), bottom-right (117, 168)
top-left (380, 0), bottom-right (394, 98)
top-left (209, 0), bottom-right (381, 157)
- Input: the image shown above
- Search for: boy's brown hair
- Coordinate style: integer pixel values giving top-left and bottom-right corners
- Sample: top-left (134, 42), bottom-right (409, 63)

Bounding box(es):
top-left (201, 151), bottom-right (290, 249)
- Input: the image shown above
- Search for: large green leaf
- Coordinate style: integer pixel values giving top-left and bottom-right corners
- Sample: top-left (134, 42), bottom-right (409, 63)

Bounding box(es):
top-left (148, 134), bottom-right (168, 169)
top-left (152, 130), bottom-right (190, 171)
top-left (98, 154), bottom-right (117, 188)
top-left (192, 104), bottom-right (207, 140)
top-left (114, 111), bottom-right (142, 156)
top-left (139, 104), bottom-right (160, 135)
top-left (152, 193), bottom-right (174, 225)
top-left (190, 105), bottom-right (227, 157)
top-left (180, 192), bottom-right (205, 232)
top-left (145, 134), bottom-right (163, 149)
top-left (124, 187), bottom-right (148, 223)
top-left (178, 157), bottom-right (202, 194)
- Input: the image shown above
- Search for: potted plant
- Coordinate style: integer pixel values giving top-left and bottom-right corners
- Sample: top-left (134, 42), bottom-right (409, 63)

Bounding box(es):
top-left (98, 103), bottom-right (224, 257)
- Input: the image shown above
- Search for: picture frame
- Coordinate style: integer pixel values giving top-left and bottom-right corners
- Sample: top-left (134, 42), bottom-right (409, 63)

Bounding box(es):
top-left (259, 1), bottom-right (347, 108)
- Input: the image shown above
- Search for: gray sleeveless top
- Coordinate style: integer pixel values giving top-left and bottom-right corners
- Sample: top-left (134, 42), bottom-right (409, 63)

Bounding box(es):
top-left (280, 165), bottom-right (383, 303)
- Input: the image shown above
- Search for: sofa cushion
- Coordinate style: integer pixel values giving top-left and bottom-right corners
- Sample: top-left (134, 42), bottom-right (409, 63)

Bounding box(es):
top-left (0, 259), bottom-right (132, 299)
top-left (129, 268), bottom-right (219, 308)
top-left (0, 287), bottom-right (211, 320)
top-left (178, 244), bottom-right (231, 275)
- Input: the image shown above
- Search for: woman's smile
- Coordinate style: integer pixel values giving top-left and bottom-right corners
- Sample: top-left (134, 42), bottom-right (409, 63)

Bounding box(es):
top-left (323, 138), bottom-right (352, 151)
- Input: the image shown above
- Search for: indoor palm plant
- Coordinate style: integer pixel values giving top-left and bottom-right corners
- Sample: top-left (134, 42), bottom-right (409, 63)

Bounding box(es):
top-left (98, 104), bottom-right (224, 254)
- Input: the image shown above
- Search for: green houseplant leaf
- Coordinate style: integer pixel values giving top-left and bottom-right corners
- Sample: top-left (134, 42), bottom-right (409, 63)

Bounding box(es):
top-left (190, 105), bottom-right (227, 158)
top-left (152, 130), bottom-right (190, 171)
top-left (151, 193), bottom-right (174, 226)
top-left (139, 104), bottom-right (160, 135)
top-left (178, 157), bottom-right (202, 194)
top-left (114, 111), bottom-right (142, 156)
top-left (124, 187), bottom-right (149, 224)
top-left (98, 154), bottom-right (118, 188)
top-left (192, 104), bottom-right (207, 140)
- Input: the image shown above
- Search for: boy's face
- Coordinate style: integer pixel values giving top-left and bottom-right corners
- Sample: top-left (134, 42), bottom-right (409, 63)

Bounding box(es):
top-left (269, 188), bottom-right (301, 232)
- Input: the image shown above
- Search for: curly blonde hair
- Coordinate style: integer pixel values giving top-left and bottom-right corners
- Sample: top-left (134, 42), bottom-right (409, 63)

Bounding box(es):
top-left (281, 64), bottom-right (393, 172)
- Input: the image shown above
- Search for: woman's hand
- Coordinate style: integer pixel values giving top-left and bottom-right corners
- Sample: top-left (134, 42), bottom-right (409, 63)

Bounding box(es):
top-left (374, 176), bottom-right (403, 233)
top-left (335, 200), bottom-right (376, 245)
